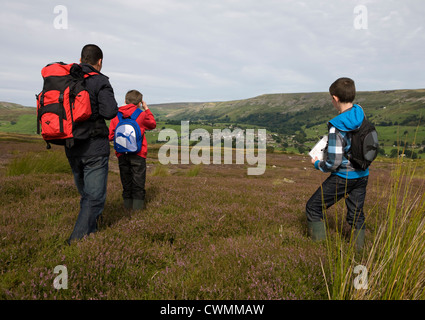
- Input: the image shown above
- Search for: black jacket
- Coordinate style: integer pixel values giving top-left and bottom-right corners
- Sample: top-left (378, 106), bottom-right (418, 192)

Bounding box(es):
top-left (65, 63), bottom-right (118, 158)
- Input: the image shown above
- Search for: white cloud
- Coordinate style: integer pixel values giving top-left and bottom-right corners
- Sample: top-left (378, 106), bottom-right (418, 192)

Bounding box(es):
top-left (0, 0), bottom-right (424, 107)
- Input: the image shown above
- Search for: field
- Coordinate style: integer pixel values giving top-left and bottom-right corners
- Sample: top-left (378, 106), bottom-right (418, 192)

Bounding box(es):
top-left (1, 132), bottom-right (424, 300)
top-left (3, 91), bottom-right (425, 159)
top-left (303, 123), bottom-right (425, 158)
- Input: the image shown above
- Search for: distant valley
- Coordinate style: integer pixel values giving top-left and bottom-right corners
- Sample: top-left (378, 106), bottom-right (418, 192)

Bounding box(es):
top-left (1, 88), bottom-right (425, 157)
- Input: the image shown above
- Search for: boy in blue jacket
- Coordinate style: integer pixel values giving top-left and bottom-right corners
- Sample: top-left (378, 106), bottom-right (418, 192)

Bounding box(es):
top-left (306, 77), bottom-right (368, 251)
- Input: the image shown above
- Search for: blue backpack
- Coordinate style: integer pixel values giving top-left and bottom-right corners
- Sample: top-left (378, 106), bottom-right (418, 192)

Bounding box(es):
top-left (114, 108), bottom-right (144, 154)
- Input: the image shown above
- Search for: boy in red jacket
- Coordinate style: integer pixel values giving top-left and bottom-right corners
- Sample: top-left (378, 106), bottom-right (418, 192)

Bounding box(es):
top-left (109, 90), bottom-right (157, 210)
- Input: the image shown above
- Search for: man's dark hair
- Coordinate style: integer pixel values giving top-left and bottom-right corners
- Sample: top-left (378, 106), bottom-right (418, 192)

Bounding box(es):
top-left (329, 77), bottom-right (356, 103)
top-left (125, 90), bottom-right (143, 105)
top-left (81, 44), bottom-right (103, 65)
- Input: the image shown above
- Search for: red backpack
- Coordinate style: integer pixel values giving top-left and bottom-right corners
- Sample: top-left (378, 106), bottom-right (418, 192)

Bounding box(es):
top-left (36, 62), bottom-right (98, 148)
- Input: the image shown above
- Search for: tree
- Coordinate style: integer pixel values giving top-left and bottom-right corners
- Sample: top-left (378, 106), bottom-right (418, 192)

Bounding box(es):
top-left (390, 149), bottom-right (399, 158)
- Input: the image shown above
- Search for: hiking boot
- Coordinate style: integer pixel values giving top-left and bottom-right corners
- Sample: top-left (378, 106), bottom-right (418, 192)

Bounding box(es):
top-left (353, 228), bottom-right (365, 252)
top-left (123, 198), bottom-right (133, 210)
top-left (133, 199), bottom-right (145, 211)
top-left (307, 221), bottom-right (326, 241)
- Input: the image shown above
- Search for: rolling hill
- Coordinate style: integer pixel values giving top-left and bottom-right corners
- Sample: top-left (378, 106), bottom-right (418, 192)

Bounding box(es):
top-left (2, 88), bottom-right (425, 156)
top-left (0, 102), bottom-right (37, 135)
top-left (149, 89), bottom-right (425, 155)
top-left (149, 89), bottom-right (425, 131)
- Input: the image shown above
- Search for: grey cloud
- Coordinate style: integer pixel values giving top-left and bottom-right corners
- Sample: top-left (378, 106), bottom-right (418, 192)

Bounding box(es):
top-left (0, 0), bottom-right (424, 106)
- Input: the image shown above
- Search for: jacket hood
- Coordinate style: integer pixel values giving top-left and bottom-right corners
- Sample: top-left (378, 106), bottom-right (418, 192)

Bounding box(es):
top-left (328, 104), bottom-right (364, 132)
top-left (118, 104), bottom-right (142, 118)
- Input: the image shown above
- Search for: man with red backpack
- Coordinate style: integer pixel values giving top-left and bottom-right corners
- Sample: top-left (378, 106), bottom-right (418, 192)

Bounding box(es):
top-left (109, 90), bottom-right (157, 211)
top-left (65, 44), bottom-right (118, 244)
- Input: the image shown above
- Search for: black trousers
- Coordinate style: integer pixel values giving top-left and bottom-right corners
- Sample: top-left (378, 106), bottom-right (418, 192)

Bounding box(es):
top-left (306, 175), bottom-right (368, 230)
top-left (118, 154), bottom-right (146, 200)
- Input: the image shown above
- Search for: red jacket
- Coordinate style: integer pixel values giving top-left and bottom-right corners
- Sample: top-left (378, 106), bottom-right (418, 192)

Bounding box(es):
top-left (108, 104), bottom-right (156, 158)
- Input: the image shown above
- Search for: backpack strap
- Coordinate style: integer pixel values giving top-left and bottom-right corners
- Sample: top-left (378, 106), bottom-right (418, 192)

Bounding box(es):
top-left (344, 109), bottom-right (367, 161)
top-left (117, 108), bottom-right (143, 120)
top-left (130, 108), bottom-right (143, 120)
top-left (84, 71), bottom-right (99, 79)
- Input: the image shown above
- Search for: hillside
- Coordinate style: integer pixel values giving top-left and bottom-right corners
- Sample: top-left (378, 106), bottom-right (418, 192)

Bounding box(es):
top-left (2, 88), bottom-right (425, 157)
top-left (3, 89), bottom-right (425, 132)
top-left (150, 89), bottom-right (425, 133)
top-left (0, 102), bottom-right (35, 120)
top-left (149, 89), bottom-right (425, 157)
top-left (0, 102), bottom-right (36, 135)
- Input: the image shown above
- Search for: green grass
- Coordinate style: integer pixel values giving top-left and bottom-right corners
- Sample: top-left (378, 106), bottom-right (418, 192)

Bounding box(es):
top-left (304, 123), bottom-right (425, 159)
top-left (375, 125), bottom-right (425, 145)
top-left (6, 151), bottom-right (71, 176)
top-left (322, 157), bottom-right (425, 299)
top-left (150, 164), bottom-right (170, 177)
top-left (186, 164), bottom-right (203, 177)
top-left (0, 114), bottom-right (37, 135)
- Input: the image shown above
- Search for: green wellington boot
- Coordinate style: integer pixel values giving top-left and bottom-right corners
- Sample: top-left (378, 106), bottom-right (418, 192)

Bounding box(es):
top-left (307, 221), bottom-right (326, 241)
top-left (133, 199), bottom-right (145, 211)
top-left (353, 229), bottom-right (365, 252)
top-left (123, 198), bottom-right (133, 210)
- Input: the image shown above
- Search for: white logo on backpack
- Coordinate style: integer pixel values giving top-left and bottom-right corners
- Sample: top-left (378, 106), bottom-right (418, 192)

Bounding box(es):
top-left (115, 124), bottom-right (138, 152)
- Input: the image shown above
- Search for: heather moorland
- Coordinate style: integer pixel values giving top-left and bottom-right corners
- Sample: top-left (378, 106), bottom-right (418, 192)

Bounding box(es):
top-left (1, 132), bottom-right (424, 300)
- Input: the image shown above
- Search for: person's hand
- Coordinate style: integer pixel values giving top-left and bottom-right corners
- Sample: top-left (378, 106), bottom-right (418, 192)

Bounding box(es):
top-left (141, 100), bottom-right (149, 110)
top-left (311, 156), bottom-right (318, 165)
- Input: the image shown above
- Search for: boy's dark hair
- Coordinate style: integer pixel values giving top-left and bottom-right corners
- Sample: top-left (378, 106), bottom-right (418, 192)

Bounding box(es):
top-left (81, 44), bottom-right (103, 65)
top-left (125, 90), bottom-right (143, 105)
top-left (329, 77), bottom-right (356, 103)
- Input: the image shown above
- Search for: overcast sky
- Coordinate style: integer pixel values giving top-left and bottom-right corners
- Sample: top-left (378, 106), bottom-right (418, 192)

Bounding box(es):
top-left (1, 0), bottom-right (424, 107)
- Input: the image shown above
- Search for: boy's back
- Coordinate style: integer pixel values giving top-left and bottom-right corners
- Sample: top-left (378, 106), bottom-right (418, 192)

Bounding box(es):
top-left (109, 102), bottom-right (156, 159)
top-left (314, 103), bottom-right (369, 179)
top-left (108, 90), bottom-right (156, 211)
top-left (306, 77), bottom-right (369, 252)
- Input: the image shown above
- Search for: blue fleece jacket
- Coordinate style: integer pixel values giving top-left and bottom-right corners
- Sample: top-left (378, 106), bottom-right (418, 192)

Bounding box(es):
top-left (314, 104), bottom-right (369, 179)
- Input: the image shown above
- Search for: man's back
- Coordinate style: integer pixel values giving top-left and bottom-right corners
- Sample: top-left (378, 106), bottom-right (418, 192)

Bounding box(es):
top-left (65, 63), bottom-right (118, 158)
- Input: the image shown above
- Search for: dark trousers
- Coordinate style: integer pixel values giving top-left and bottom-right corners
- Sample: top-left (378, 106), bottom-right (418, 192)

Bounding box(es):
top-left (118, 154), bottom-right (146, 200)
top-left (306, 175), bottom-right (368, 230)
top-left (67, 156), bottom-right (109, 242)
